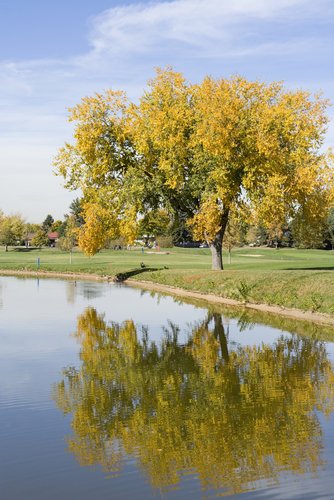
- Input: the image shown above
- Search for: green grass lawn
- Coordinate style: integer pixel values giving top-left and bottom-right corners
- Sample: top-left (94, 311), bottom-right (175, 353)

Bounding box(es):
top-left (1, 245), bottom-right (334, 315)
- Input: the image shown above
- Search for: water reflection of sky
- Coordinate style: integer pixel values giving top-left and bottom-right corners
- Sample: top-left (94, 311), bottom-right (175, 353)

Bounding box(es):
top-left (0, 277), bottom-right (210, 407)
top-left (1, 275), bottom-right (334, 499)
top-left (1, 275), bottom-right (334, 402)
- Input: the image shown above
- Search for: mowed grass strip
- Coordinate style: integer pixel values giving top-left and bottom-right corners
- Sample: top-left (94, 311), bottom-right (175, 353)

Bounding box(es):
top-left (1, 246), bottom-right (334, 315)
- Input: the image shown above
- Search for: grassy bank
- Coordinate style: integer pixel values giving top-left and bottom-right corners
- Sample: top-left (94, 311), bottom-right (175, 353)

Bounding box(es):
top-left (1, 246), bottom-right (334, 316)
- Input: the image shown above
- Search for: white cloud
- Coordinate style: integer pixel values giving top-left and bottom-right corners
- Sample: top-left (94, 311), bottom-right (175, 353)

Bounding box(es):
top-left (0, 0), bottom-right (333, 220)
top-left (87, 0), bottom-right (332, 58)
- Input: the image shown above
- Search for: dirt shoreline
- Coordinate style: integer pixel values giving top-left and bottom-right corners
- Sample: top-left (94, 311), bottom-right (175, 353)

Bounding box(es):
top-left (1, 268), bottom-right (334, 327)
top-left (0, 268), bottom-right (107, 281)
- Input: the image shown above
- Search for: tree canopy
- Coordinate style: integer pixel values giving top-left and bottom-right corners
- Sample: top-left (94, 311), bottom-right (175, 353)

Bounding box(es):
top-left (0, 213), bottom-right (25, 251)
top-left (42, 214), bottom-right (54, 232)
top-left (54, 68), bottom-right (334, 269)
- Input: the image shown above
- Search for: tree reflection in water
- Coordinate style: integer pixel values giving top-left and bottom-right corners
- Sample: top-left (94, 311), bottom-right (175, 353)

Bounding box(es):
top-left (53, 308), bottom-right (334, 496)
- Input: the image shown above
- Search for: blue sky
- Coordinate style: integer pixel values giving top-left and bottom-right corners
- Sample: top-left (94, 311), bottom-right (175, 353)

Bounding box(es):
top-left (1, 0), bottom-right (334, 222)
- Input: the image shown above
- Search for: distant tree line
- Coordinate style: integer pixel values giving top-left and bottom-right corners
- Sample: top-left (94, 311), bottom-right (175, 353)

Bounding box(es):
top-left (0, 198), bottom-right (84, 251)
top-left (1, 200), bottom-right (334, 252)
top-left (227, 206), bottom-right (334, 250)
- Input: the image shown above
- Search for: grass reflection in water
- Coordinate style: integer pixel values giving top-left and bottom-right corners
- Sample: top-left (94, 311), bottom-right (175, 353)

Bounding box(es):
top-left (53, 308), bottom-right (334, 496)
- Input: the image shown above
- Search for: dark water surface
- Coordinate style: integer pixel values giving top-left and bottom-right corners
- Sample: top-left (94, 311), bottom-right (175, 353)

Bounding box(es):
top-left (1, 275), bottom-right (334, 499)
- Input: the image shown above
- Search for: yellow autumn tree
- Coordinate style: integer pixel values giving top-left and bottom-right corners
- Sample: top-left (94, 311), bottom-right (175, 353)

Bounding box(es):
top-left (54, 69), bottom-right (334, 269)
top-left (54, 90), bottom-right (142, 252)
top-left (189, 77), bottom-right (333, 267)
top-left (0, 213), bottom-right (25, 251)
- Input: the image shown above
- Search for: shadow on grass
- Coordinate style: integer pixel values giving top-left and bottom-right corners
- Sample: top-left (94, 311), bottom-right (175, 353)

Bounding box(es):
top-left (114, 266), bottom-right (167, 282)
top-left (13, 247), bottom-right (38, 252)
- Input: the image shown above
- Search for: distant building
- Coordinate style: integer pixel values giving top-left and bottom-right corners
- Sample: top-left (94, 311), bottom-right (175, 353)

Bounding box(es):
top-left (47, 232), bottom-right (59, 247)
top-left (24, 232), bottom-right (35, 247)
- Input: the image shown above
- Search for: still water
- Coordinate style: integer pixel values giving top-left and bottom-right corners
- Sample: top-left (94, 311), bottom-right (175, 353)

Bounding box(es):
top-left (1, 275), bottom-right (334, 499)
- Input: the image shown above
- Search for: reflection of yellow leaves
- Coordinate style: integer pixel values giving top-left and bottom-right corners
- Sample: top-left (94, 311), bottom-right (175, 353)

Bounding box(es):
top-left (119, 320), bottom-right (139, 363)
top-left (54, 309), bottom-right (334, 495)
top-left (191, 325), bottom-right (220, 375)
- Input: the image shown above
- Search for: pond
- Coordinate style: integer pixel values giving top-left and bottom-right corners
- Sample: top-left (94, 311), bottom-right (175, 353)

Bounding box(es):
top-left (1, 275), bottom-right (334, 499)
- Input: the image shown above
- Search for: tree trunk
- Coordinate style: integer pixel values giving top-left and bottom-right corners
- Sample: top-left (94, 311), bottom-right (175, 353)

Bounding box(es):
top-left (208, 209), bottom-right (229, 270)
top-left (210, 240), bottom-right (223, 270)
top-left (5, 244), bottom-right (8, 252)
top-left (213, 313), bottom-right (229, 363)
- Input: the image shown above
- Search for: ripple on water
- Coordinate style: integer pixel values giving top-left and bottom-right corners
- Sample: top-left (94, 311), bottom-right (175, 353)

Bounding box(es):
top-left (2, 275), bottom-right (334, 499)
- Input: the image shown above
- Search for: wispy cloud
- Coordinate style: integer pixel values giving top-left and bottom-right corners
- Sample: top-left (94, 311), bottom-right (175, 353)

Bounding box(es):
top-left (1, 0), bottom-right (332, 104)
top-left (87, 0), bottom-right (333, 59)
top-left (0, 0), bottom-right (333, 220)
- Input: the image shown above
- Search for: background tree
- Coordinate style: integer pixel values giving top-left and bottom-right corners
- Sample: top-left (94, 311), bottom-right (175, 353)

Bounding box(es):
top-left (69, 197), bottom-right (85, 226)
top-left (51, 220), bottom-right (63, 233)
top-left (42, 214), bottom-right (54, 233)
top-left (0, 213), bottom-right (25, 251)
top-left (54, 309), bottom-right (334, 495)
top-left (24, 222), bottom-right (40, 234)
top-left (31, 228), bottom-right (49, 248)
top-left (138, 209), bottom-right (171, 245)
top-left (325, 207), bottom-right (334, 250)
top-left (222, 206), bottom-right (248, 263)
top-left (246, 221), bottom-right (268, 247)
top-left (55, 69), bottom-right (334, 269)
top-left (291, 214), bottom-right (327, 249)
top-left (57, 215), bottom-right (78, 263)
top-left (22, 222), bottom-right (40, 247)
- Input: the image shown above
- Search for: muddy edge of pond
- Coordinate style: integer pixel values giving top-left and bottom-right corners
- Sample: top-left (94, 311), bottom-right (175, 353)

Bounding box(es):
top-left (1, 268), bottom-right (333, 328)
top-left (127, 279), bottom-right (334, 327)
top-left (0, 269), bottom-right (106, 282)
